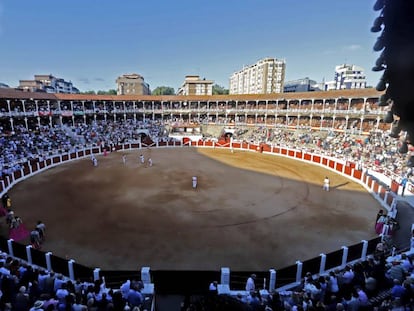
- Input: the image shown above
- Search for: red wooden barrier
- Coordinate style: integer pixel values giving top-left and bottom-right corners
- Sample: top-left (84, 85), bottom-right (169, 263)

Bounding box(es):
top-left (304, 153), bottom-right (311, 161)
top-left (386, 193), bottom-right (395, 205)
top-left (281, 148), bottom-right (287, 155)
top-left (295, 151), bottom-right (302, 159)
top-left (313, 155), bottom-right (321, 163)
top-left (321, 158), bottom-right (328, 166)
top-left (353, 170), bottom-right (362, 179)
top-left (14, 170), bottom-right (22, 180)
top-left (328, 160), bottom-right (335, 169)
top-left (344, 166), bottom-right (352, 176)
top-left (372, 181), bottom-right (379, 193)
top-left (288, 150), bottom-right (295, 157)
top-left (336, 162), bottom-right (343, 173)
top-left (390, 180), bottom-right (399, 194)
top-left (366, 177), bottom-right (373, 188)
top-left (23, 166), bottom-right (30, 176)
top-left (262, 144), bottom-right (271, 152)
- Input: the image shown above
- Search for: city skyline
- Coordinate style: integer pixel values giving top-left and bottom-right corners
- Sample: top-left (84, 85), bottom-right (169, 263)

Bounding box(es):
top-left (0, 0), bottom-right (382, 92)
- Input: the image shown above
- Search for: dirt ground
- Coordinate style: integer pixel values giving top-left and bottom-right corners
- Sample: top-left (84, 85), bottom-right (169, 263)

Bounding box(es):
top-left (4, 147), bottom-right (381, 271)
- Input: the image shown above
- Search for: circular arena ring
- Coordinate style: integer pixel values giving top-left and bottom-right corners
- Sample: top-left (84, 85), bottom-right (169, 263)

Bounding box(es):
top-left (4, 145), bottom-right (381, 271)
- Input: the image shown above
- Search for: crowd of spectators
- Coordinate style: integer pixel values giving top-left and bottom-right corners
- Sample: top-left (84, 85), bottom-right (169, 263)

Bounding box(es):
top-left (232, 126), bottom-right (412, 182)
top-left (180, 246), bottom-right (414, 311)
top-left (0, 120), bottom-right (169, 179)
top-left (0, 249), bottom-right (151, 310)
top-left (1, 120), bottom-right (414, 310)
top-left (1, 120), bottom-right (411, 183)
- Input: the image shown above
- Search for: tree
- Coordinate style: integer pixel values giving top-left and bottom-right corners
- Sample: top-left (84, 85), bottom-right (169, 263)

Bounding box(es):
top-left (80, 89), bottom-right (117, 95)
top-left (97, 89), bottom-right (117, 95)
top-left (212, 84), bottom-right (229, 95)
top-left (152, 86), bottom-right (175, 95)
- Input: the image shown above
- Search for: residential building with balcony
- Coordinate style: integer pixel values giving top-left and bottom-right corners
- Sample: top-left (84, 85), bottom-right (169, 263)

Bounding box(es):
top-left (176, 75), bottom-right (214, 96)
top-left (229, 57), bottom-right (286, 95)
top-left (325, 64), bottom-right (367, 91)
top-left (116, 73), bottom-right (151, 95)
top-left (17, 74), bottom-right (79, 94)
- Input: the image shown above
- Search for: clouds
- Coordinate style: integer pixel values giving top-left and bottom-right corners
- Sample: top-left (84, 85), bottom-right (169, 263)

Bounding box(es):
top-left (77, 77), bottom-right (106, 84)
top-left (343, 44), bottom-right (362, 51)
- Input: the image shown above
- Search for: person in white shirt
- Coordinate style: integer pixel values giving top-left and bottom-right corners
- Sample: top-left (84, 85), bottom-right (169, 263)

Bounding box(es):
top-left (245, 274), bottom-right (256, 292)
top-left (323, 177), bottom-right (330, 191)
top-left (192, 176), bottom-right (198, 189)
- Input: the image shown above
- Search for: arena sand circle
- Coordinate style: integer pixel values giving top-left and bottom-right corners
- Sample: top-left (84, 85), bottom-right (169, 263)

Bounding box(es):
top-left (7, 147), bottom-right (380, 271)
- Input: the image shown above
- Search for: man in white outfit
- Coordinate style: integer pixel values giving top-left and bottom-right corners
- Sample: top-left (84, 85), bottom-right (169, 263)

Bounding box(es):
top-left (323, 176), bottom-right (330, 191)
top-left (192, 176), bottom-right (197, 189)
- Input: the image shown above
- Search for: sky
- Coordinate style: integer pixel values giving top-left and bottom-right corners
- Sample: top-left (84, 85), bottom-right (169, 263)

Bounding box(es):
top-left (0, 0), bottom-right (383, 92)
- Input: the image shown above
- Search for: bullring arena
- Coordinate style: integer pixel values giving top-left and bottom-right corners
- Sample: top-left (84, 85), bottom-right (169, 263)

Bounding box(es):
top-left (1, 87), bottom-right (412, 298)
top-left (4, 146), bottom-right (380, 271)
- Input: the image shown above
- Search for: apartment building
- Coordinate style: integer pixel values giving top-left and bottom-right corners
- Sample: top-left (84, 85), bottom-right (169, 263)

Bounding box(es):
top-left (116, 73), bottom-right (151, 95)
top-left (176, 75), bottom-right (214, 96)
top-left (284, 77), bottom-right (321, 93)
top-left (229, 57), bottom-right (286, 94)
top-left (18, 74), bottom-right (80, 94)
top-left (325, 64), bottom-right (367, 90)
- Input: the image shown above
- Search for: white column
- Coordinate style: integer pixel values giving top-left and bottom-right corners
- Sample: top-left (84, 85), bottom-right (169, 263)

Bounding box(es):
top-left (341, 246), bottom-right (349, 268)
top-left (269, 269), bottom-right (276, 292)
top-left (410, 224), bottom-right (414, 254)
top-left (384, 191), bottom-right (389, 205)
top-left (361, 240), bottom-right (369, 260)
top-left (295, 261), bottom-right (303, 283)
top-left (26, 245), bottom-right (33, 264)
top-left (141, 267), bottom-right (151, 284)
top-left (7, 239), bottom-right (14, 256)
top-left (68, 260), bottom-right (75, 280)
top-left (46, 252), bottom-right (52, 271)
top-left (93, 268), bottom-right (101, 281)
top-left (220, 267), bottom-right (230, 285)
top-left (319, 253), bottom-right (327, 275)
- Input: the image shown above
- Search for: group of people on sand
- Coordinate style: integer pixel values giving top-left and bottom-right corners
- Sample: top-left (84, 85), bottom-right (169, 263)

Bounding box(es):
top-left (2, 192), bottom-right (46, 249)
top-left (375, 209), bottom-right (399, 236)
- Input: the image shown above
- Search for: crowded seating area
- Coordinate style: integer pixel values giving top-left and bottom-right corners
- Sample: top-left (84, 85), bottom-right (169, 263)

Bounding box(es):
top-left (1, 119), bottom-right (414, 310)
top-left (0, 249), bottom-right (153, 310)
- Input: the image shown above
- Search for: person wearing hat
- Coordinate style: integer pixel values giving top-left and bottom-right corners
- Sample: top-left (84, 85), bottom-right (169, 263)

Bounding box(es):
top-left (30, 300), bottom-right (44, 311)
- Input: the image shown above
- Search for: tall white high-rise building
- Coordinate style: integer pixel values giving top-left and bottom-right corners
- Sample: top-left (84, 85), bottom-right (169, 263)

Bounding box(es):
top-left (325, 64), bottom-right (367, 90)
top-left (229, 57), bottom-right (286, 94)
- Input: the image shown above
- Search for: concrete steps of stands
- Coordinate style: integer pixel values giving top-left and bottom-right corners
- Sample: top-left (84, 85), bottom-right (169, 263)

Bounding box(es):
top-left (155, 295), bottom-right (185, 311)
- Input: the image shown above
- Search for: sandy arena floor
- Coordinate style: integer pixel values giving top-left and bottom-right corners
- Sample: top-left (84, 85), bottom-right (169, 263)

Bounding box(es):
top-left (5, 147), bottom-right (380, 271)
